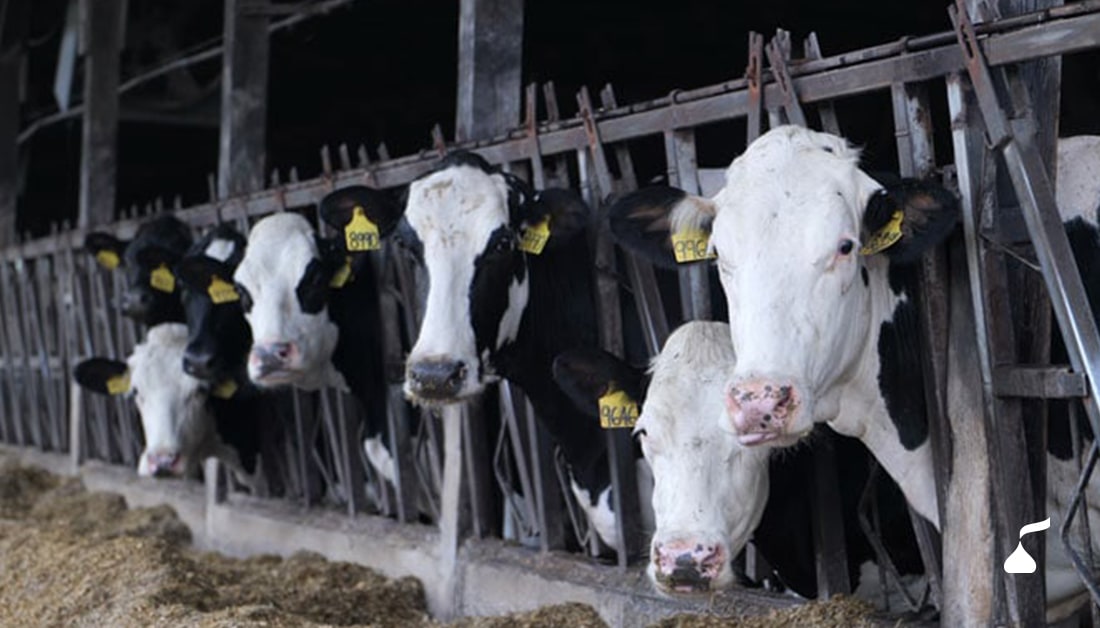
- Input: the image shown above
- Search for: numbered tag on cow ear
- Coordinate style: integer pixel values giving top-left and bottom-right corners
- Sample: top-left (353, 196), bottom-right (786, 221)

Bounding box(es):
top-left (860, 210), bottom-right (904, 256)
top-left (345, 206), bottom-right (381, 252)
top-left (518, 217), bottom-right (551, 255)
top-left (598, 388), bottom-right (640, 429)
top-left (212, 379), bottom-right (238, 400)
top-left (106, 372), bottom-right (131, 395)
top-left (207, 275), bottom-right (240, 304)
top-left (670, 228), bottom-right (716, 263)
top-left (95, 250), bottom-right (121, 270)
top-left (329, 257), bottom-right (353, 289)
top-left (149, 264), bottom-right (176, 293)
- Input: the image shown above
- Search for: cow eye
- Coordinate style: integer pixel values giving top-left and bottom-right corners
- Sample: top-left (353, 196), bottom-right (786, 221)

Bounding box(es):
top-left (493, 233), bottom-right (514, 254)
top-left (235, 282), bottom-right (253, 313)
top-left (838, 239), bottom-right (855, 256)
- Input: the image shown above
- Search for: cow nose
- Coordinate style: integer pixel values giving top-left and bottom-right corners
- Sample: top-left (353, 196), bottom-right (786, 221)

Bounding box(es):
top-left (250, 342), bottom-right (297, 378)
top-left (652, 539), bottom-right (725, 593)
top-left (725, 379), bottom-right (799, 445)
top-left (146, 451), bottom-right (181, 477)
top-left (406, 359), bottom-right (467, 400)
top-left (183, 348), bottom-right (216, 379)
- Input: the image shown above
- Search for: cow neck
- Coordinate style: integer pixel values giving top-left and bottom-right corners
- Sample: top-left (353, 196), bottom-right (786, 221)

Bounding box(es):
top-left (497, 232), bottom-right (607, 477)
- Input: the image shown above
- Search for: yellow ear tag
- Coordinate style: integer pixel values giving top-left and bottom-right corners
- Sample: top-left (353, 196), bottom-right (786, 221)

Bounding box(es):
top-left (670, 228), bottom-right (717, 263)
top-left (518, 217), bottom-right (551, 255)
top-left (345, 206), bottom-right (381, 252)
top-left (598, 388), bottom-right (640, 429)
top-left (150, 264), bottom-right (176, 293)
top-left (860, 210), bottom-right (904, 256)
top-left (329, 257), bottom-right (352, 289)
top-left (208, 275), bottom-right (240, 304)
top-left (106, 372), bottom-right (130, 395)
top-left (95, 250), bottom-right (120, 270)
top-left (212, 379), bottom-right (238, 400)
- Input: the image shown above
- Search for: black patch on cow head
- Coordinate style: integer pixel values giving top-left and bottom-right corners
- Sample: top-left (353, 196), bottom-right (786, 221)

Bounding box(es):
top-left (469, 225), bottom-right (527, 369)
top-left (552, 348), bottom-right (648, 418)
top-left (876, 296), bottom-right (928, 450)
top-left (109, 215), bottom-right (193, 325)
top-left (607, 186), bottom-right (691, 269)
top-left (175, 255), bottom-right (252, 381)
top-left (862, 179), bottom-right (958, 265)
top-left (73, 357), bottom-right (129, 396)
top-left (293, 237), bottom-right (346, 315)
top-left (188, 223), bottom-right (248, 269)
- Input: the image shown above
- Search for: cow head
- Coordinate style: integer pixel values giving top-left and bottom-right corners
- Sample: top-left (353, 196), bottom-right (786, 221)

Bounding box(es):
top-left (84, 215), bottom-right (192, 325)
top-left (175, 225), bottom-right (251, 383)
top-left (74, 323), bottom-right (211, 478)
top-left (554, 321), bottom-right (770, 595)
top-left (609, 126), bottom-right (957, 447)
top-left (320, 152), bottom-right (589, 404)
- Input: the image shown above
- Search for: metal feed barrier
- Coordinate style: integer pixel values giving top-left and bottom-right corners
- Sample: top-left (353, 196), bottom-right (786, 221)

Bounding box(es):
top-left (1, 1), bottom-right (1099, 622)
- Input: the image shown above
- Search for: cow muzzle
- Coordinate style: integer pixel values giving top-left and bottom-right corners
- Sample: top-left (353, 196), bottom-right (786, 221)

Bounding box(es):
top-left (725, 378), bottom-right (802, 446)
top-left (651, 537), bottom-right (728, 594)
top-left (141, 450), bottom-right (183, 478)
top-left (248, 341), bottom-right (299, 385)
top-left (405, 358), bottom-right (469, 402)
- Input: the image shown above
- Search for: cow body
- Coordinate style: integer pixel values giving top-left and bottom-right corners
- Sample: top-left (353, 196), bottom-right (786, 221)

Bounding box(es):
top-left (323, 153), bottom-right (644, 548)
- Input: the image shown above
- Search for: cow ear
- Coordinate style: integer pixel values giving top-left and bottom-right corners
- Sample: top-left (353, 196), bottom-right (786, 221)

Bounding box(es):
top-left (175, 255), bottom-right (238, 302)
top-left (319, 185), bottom-right (404, 253)
top-left (134, 243), bottom-right (181, 271)
top-left (85, 232), bottom-right (127, 270)
top-left (552, 348), bottom-right (646, 419)
top-left (74, 358), bottom-right (131, 396)
top-left (861, 179), bottom-right (959, 264)
top-left (516, 188), bottom-right (591, 253)
top-left (607, 186), bottom-right (717, 269)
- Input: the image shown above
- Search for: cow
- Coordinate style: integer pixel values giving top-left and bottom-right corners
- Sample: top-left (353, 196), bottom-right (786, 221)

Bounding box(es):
top-left (318, 152), bottom-right (651, 548)
top-left (232, 210), bottom-right (401, 485)
top-left (84, 214), bottom-right (193, 326)
top-left (73, 323), bottom-right (259, 487)
top-left (608, 126), bottom-right (1100, 620)
top-left (554, 320), bottom-right (922, 601)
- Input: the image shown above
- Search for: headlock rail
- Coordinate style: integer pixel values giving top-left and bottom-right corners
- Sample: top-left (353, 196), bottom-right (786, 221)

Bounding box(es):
top-left (1, 1), bottom-right (1099, 624)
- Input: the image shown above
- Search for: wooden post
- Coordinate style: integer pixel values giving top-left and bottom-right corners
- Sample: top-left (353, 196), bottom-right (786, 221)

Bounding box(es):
top-left (455, 0), bottom-right (523, 142)
top-left (0, 52), bottom-right (17, 246)
top-left (218, 0), bottom-right (269, 199)
top-left (77, 0), bottom-right (123, 228)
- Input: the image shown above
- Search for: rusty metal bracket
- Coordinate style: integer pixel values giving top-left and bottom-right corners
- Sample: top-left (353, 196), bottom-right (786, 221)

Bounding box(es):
top-left (764, 33), bottom-right (808, 127)
top-left (746, 32), bottom-right (764, 142)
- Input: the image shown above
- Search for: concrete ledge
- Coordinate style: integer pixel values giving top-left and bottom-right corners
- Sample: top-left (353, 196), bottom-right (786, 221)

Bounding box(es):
top-left (1, 445), bottom-right (802, 626)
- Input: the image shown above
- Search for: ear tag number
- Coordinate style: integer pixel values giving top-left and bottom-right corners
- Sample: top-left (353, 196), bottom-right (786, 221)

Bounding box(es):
top-left (150, 264), bottom-right (176, 293)
top-left (329, 257), bottom-right (353, 289)
top-left (345, 206), bottom-right (381, 252)
top-left (518, 217), bottom-right (551, 255)
top-left (212, 379), bottom-right (238, 400)
top-left (106, 372), bottom-right (131, 395)
top-left (95, 250), bottom-right (120, 270)
top-left (860, 210), bottom-right (904, 256)
top-left (598, 389), bottom-right (640, 429)
top-left (208, 275), bottom-right (240, 304)
top-left (670, 228), bottom-right (716, 263)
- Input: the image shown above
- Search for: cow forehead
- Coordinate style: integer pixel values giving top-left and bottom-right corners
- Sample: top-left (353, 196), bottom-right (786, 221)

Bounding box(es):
top-left (235, 213), bottom-right (318, 288)
top-left (642, 322), bottom-right (735, 439)
top-left (127, 323), bottom-right (202, 395)
top-left (405, 166), bottom-right (512, 247)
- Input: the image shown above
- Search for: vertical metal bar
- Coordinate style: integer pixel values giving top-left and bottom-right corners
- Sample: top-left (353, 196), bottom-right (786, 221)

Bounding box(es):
top-left (745, 32), bottom-right (764, 143)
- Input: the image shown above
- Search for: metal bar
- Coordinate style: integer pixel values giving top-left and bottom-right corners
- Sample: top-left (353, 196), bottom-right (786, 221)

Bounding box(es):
top-left (764, 35), bottom-right (807, 127)
top-left (746, 32), bottom-right (764, 142)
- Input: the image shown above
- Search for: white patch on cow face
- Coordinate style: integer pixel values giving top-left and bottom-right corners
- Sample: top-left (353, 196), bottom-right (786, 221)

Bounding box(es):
top-left (639, 322), bottom-right (770, 593)
top-left (234, 213), bottom-right (342, 391)
top-left (569, 480), bottom-right (619, 549)
top-left (128, 323), bottom-right (211, 477)
top-left (706, 126), bottom-right (884, 437)
top-left (403, 165), bottom-right (529, 401)
top-left (204, 237), bottom-right (236, 263)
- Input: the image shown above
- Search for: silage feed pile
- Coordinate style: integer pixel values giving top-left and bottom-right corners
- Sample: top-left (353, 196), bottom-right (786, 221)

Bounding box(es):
top-left (0, 457), bottom-right (878, 627)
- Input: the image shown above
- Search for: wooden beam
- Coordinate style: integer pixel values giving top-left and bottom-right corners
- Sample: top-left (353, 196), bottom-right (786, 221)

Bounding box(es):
top-left (455, 0), bottom-right (523, 141)
top-left (77, 0), bottom-right (123, 228)
top-left (218, 0), bottom-right (269, 199)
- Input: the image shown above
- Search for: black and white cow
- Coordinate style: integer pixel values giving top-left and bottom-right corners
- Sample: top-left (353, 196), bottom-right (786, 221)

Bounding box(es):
top-left (85, 214), bottom-right (193, 325)
top-left (318, 152), bottom-right (648, 547)
top-left (555, 320), bottom-right (922, 601)
top-left (609, 127), bottom-right (1100, 619)
top-left (73, 323), bottom-right (259, 487)
top-left (232, 209), bottom-right (401, 484)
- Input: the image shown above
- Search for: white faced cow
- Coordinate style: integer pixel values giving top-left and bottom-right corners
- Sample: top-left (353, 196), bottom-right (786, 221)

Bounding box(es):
top-left (610, 127), bottom-right (1100, 620)
top-left (74, 323), bottom-right (257, 485)
top-left (319, 152), bottom-right (640, 549)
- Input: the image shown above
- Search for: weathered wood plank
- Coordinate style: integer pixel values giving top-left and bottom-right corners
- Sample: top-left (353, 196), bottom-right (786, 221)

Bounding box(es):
top-left (218, 0), bottom-right (269, 199)
top-left (455, 0), bottom-right (523, 141)
top-left (78, 0), bottom-right (124, 228)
